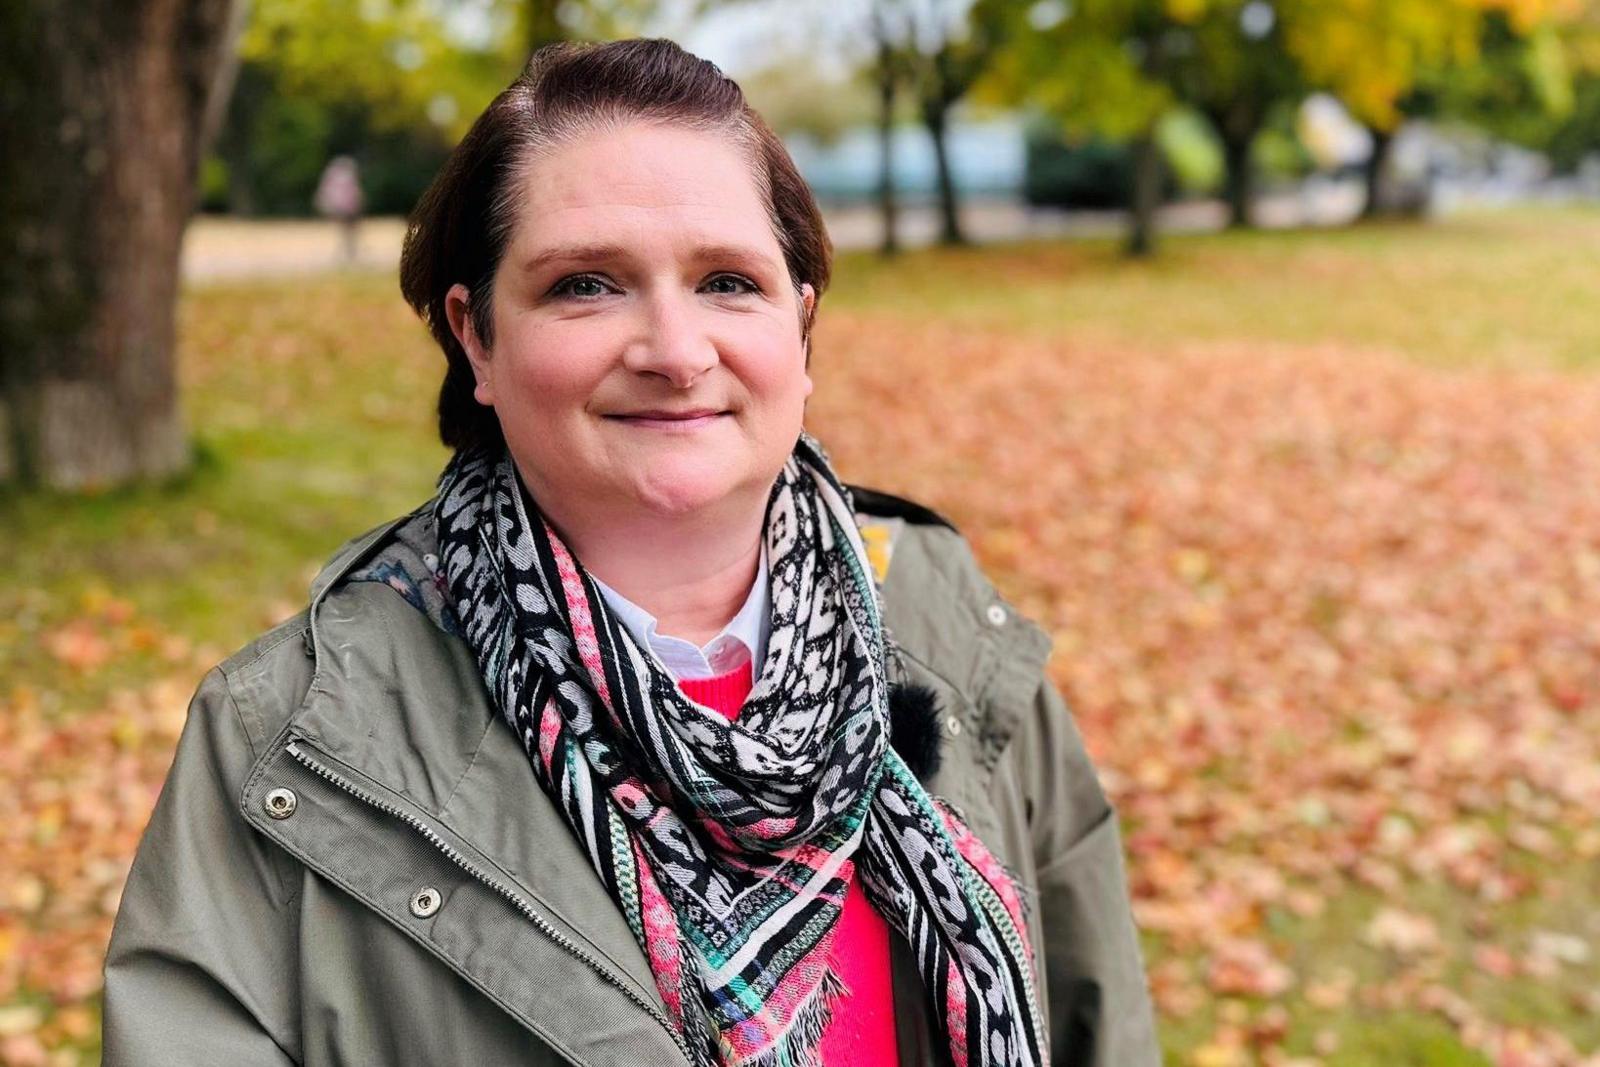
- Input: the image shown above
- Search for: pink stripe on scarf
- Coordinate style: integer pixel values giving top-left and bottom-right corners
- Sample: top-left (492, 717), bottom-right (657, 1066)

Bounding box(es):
top-left (945, 961), bottom-right (970, 1067)
top-left (723, 933), bottom-right (839, 1060)
top-left (537, 696), bottom-right (561, 775)
top-left (545, 522), bottom-right (615, 707)
top-left (944, 809), bottom-right (1033, 967)
top-left (633, 837), bottom-right (687, 1028)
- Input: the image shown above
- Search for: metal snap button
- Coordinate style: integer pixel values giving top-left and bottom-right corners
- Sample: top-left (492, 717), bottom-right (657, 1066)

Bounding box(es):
top-left (985, 604), bottom-right (1007, 627)
top-left (410, 887), bottom-right (442, 918)
top-left (263, 788), bottom-right (297, 820)
top-left (945, 715), bottom-right (963, 737)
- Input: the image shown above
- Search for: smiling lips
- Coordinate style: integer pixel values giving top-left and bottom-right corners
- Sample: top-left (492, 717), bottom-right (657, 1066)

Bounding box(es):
top-left (606, 408), bottom-right (729, 430)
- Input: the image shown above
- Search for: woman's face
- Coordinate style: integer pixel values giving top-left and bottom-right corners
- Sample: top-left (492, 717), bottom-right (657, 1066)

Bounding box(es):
top-left (447, 121), bottom-right (815, 526)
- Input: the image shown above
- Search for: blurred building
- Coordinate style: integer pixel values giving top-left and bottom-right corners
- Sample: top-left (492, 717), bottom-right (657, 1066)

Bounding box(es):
top-left (783, 115), bottom-right (1026, 204)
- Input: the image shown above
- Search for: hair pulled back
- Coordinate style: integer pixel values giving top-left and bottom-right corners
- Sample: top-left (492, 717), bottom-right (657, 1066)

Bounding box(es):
top-left (400, 38), bottom-right (832, 454)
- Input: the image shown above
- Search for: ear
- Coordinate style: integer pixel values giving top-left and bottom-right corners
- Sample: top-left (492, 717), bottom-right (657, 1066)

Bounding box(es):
top-left (444, 283), bottom-right (495, 406)
top-left (797, 282), bottom-right (817, 396)
top-left (798, 282), bottom-right (817, 377)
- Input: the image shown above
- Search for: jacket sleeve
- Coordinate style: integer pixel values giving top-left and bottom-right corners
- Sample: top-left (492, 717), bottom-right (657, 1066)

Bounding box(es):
top-left (1011, 675), bottom-right (1161, 1067)
top-left (103, 666), bottom-right (301, 1066)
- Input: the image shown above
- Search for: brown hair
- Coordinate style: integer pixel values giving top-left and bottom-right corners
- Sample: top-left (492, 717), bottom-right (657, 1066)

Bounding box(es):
top-left (399, 38), bottom-right (833, 454)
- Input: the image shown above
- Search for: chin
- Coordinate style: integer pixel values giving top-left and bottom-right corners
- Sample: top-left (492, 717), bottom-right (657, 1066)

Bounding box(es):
top-left (626, 460), bottom-right (764, 518)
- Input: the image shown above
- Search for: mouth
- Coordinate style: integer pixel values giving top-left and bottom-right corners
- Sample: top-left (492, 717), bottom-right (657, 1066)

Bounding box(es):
top-left (603, 408), bottom-right (731, 431)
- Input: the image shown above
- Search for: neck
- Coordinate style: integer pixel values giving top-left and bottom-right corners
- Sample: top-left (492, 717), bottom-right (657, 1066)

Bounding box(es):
top-left (534, 487), bottom-right (766, 648)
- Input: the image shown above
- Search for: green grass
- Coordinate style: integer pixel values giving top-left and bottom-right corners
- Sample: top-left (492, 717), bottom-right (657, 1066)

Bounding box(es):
top-left (829, 205), bottom-right (1600, 372)
top-left (1146, 864), bottom-right (1600, 1065)
top-left (1, 273), bottom-right (446, 713)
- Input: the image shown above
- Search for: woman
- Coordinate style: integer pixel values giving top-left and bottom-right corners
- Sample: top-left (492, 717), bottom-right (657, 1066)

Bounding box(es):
top-left (104, 39), bottom-right (1157, 1067)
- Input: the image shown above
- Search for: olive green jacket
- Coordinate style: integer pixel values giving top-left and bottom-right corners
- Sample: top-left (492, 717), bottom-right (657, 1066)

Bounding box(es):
top-left (102, 498), bottom-right (1159, 1066)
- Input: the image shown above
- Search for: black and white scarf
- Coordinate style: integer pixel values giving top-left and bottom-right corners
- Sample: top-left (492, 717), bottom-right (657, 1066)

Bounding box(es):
top-left (434, 432), bottom-right (1047, 1066)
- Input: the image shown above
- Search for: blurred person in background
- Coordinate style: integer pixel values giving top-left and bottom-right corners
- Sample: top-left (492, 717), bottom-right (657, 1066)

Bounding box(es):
top-left (102, 38), bottom-right (1157, 1067)
top-left (313, 154), bottom-right (363, 265)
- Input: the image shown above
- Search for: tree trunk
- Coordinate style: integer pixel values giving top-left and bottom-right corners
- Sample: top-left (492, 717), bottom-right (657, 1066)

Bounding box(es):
top-left (922, 99), bottom-right (966, 246)
top-left (1127, 131), bottom-right (1163, 258)
top-left (1362, 127), bottom-right (1394, 220)
top-left (0, 0), bottom-right (243, 490)
top-left (875, 35), bottom-right (900, 257)
top-left (1221, 128), bottom-right (1256, 229)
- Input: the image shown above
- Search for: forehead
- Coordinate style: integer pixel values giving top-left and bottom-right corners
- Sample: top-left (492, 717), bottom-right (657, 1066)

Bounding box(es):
top-left (506, 121), bottom-right (778, 256)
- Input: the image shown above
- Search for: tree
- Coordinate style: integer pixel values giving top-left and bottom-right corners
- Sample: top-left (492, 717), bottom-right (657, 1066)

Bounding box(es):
top-left (1278, 0), bottom-right (1480, 217)
top-left (1278, 0), bottom-right (1584, 217)
top-left (870, 0), bottom-right (915, 255)
top-left (1420, 5), bottom-right (1598, 160)
top-left (0, 0), bottom-right (245, 489)
top-left (1543, 8), bottom-right (1600, 170)
top-left (985, 0), bottom-right (1311, 240)
top-left (903, 0), bottom-right (1010, 245)
top-left (214, 0), bottom-right (516, 217)
top-left (981, 0), bottom-right (1185, 255)
top-left (520, 0), bottom-right (671, 56)
top-left (526, 0), bottom-right (565, 56)
top-left (1172, 1), bottom-right (1303, 227)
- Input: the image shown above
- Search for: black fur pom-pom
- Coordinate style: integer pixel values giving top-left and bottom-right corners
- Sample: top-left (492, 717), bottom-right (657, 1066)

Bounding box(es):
top-left (889, 682), bottom-right (944, 782)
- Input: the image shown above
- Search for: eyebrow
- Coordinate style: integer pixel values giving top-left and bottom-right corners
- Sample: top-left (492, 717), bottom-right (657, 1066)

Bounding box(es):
top-left (516, 242), bottom-right (779, 275)
top-left (518, 243), bottom-right (627, 273)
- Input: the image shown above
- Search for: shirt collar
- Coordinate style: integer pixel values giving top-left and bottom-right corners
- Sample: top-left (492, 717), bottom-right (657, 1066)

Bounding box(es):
top-left (590, 543), bottom-right (769, 682)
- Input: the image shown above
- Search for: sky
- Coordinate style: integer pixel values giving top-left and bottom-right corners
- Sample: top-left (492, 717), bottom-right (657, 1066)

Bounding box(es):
top-left (674, 0), bottom-right (872, 79)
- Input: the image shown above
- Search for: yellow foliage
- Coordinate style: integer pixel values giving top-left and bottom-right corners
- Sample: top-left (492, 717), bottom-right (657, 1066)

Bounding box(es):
top-left (1164, 0), bottom-right (1210, 23)
top-left (1281, 0), bottom-right (1483, 128)
top-left (1479, 0), bottom-right (1586, 33)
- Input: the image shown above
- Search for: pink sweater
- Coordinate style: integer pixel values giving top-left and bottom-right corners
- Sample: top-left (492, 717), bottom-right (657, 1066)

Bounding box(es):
top-left (680, 663), bottom-right (901, 1066)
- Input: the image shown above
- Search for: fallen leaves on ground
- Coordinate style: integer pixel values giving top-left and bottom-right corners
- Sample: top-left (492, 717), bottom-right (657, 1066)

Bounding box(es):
top-left (0, 598), bottom-right (203, 1064)
top-left (4, 297), bottom-right (1599, 1065)
top-left (809, 311), bottom-right (1600, 1065)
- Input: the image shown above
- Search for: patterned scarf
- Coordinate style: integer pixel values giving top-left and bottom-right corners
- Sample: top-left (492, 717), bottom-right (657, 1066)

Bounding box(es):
top-left (434, 433), bottom-right (1047, 1067)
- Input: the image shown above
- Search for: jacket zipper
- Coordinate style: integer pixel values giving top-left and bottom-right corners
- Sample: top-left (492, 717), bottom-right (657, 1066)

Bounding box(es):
top-left (283, 741), bottom-right (695, 1064)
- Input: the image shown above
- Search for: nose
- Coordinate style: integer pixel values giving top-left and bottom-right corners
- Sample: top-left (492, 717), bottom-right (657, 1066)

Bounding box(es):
top-left (621, 288), bottom-right (719, 388)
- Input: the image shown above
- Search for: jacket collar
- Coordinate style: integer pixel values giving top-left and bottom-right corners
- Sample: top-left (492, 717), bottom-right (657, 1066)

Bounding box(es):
top-left (287, 502), bottom-right (1053, 1063)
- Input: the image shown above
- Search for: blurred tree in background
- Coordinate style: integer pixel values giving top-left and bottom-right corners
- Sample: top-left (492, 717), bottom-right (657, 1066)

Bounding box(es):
top-left (987, 0), bottom-right (1303, 235)
top-left (980, 0), bottom-right (1185, 255)
top-left (0, 0), bottom-right (244, 490)
top-left (896, 0), bottom-right (1012, 246)
top-left (978, 0), bottom-right (1595, 250)
top-left (207, 0), bottom-right (664, 217)
top-left (1170, 1), bottom-right (1303, 228)
top-left (868, 0), bottom-right (916, 254)
top-left (1421, 2), bottom-right (1600, 171)
top-left (209, 0), bottom-right (514, 216)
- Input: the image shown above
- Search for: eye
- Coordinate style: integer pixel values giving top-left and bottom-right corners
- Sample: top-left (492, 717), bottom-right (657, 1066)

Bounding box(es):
top-left (702, 273), bottom-right (760, 296)
top-left (549, 274), bottom-right (616, 300)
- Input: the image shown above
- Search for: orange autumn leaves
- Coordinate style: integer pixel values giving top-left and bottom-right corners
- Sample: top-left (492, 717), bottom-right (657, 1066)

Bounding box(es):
top-left (808, 315), bottom-right (1600, 1065)
top-left (1, 598), bottom-right (204, 1066)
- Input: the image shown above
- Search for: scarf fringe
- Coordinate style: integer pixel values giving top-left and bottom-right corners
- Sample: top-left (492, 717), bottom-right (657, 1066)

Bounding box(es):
top-left (719, 967), bottom-right (847, 1067)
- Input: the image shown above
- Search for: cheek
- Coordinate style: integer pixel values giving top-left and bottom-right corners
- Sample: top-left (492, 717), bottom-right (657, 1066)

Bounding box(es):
top-left (736, 320), bottom-right (811, 401)
top-left (494, 321), bottom-right (616, 415)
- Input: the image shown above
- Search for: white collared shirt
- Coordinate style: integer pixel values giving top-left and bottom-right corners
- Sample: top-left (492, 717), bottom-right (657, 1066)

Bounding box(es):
top-left (590, 544), bottom-right (769, 681)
